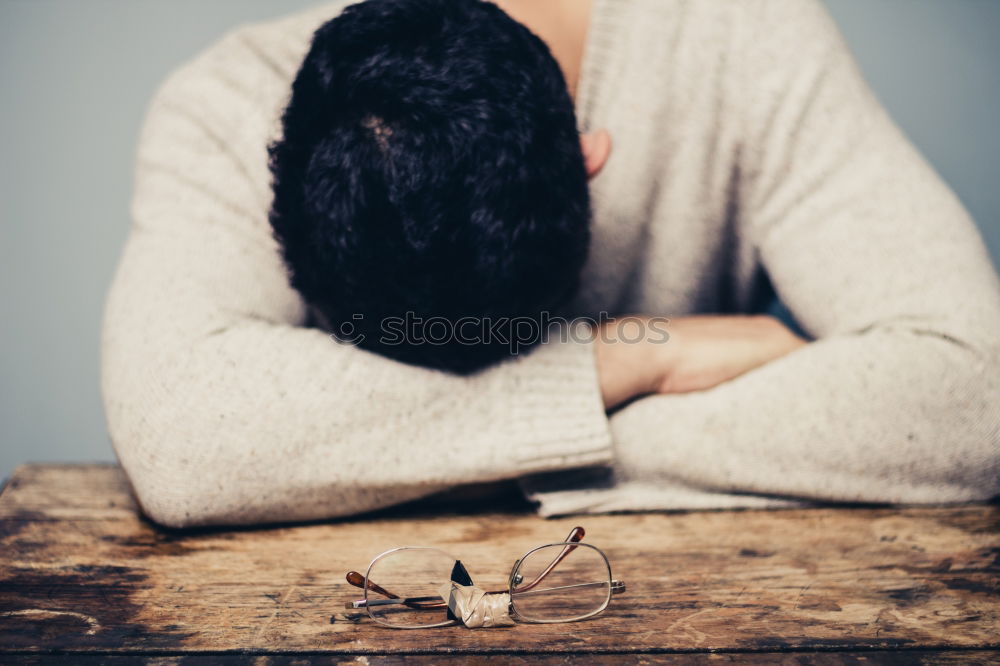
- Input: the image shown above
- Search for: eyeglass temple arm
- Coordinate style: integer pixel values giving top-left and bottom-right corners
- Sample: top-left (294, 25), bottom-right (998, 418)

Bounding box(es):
top-left (344, 570), bottom-right (446, 610)
top-left (344, 526), bottom-right (590, 609)
top-left (510, 526), bottom-right (585, 594)
top-left (345, 570), bottom-right (398, 599)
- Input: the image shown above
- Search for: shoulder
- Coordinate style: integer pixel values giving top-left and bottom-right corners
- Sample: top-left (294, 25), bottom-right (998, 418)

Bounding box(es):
top-left (143, 1), bottom-right (353, 147)
top-left (735, 0), bottom-right (849, 65)
top-left (161, 0), bottom-right (353, 87)
top-left (133, 0), bottom-right (355, 199)
top-left (615, 0), bottom-right (843, 59)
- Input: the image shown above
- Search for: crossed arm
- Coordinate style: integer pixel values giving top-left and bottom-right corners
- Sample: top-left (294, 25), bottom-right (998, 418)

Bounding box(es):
top-left (557, 0), bottom-right (1000, 508)
top-left (102, 2), bottom-right (999, 528)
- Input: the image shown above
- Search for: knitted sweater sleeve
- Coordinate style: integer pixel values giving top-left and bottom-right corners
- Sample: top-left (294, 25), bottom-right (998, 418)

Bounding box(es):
top-left (100, 32), bottom-right (612, 528)
top-left (527, 0), bottom-right (999, 514)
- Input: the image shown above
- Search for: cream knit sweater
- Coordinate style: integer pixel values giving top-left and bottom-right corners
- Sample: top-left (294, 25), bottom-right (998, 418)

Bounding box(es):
top-left (101, 0), bottom-right (1000, 528)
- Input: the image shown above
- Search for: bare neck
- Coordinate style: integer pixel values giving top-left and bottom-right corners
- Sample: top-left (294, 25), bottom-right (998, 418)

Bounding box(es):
top-left (490, 0), bottom-right (593, 101)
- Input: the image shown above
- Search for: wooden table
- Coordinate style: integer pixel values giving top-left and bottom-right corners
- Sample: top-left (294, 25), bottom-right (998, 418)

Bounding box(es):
top-left (1, 464), bottom-right (998, 663)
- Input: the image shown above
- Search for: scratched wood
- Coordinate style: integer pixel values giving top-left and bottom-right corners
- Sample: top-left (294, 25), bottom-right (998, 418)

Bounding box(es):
top-left (1, 464), bottom-right (998, 661)
top-left (2, 654), bottom-right (998, 665)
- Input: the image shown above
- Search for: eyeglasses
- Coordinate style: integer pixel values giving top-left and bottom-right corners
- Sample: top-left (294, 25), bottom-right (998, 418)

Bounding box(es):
top-left (343, 526), bottom-right (626, 628)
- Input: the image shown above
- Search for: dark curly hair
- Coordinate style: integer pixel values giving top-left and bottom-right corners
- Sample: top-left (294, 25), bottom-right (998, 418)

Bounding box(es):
top-left (267, 0), bottom-right (591, 373)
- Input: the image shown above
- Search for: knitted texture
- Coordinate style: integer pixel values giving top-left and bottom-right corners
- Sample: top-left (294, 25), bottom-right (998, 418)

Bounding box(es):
top-left (102, 0), bottom-right (1000, 527)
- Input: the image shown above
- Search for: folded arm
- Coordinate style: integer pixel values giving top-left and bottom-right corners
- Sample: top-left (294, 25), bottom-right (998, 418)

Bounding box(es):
top-left (101, 53), bottom-right (612, 528)
top-left (603, 0), bottom-right (1000, 504)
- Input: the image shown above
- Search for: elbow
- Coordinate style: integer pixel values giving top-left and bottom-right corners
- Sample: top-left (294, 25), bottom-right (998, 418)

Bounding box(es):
top-left (857, 323), bottom-right (1000, 504)
top-left (950, 366), bottom-right (1000, 502)
top-left (910, 340), bottom-right (1000, 502)
top-left (108, 417), bottom-right (236, 528)
top-left (105, 423), bottom-right (207, 529)
top-left (101, 305), bottom-right (245, 528)
top-left (103, 373), bottom-right (226, 529)
top-left (109, 428), bottom-right (221, 529)
top-left (131, 480), bottom-right (206, 530)
top-left (114, 447), bottom-right (234, 529)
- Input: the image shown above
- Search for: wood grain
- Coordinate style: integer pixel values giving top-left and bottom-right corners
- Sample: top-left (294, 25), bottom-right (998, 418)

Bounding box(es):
top-left (2, 653), bottom-right (999, 665)
top-left (1, 464), bottom-right (998, 660)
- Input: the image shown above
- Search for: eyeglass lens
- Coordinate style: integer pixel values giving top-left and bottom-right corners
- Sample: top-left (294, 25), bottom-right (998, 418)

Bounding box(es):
top-left (510, 542), bottom-right (612, 622)
top-left (365, 547), bottom-right (465, 628)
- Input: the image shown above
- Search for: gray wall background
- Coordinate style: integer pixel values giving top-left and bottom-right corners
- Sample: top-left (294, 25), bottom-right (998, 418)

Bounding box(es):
top-left (2, 0), bottom-right (998, 481)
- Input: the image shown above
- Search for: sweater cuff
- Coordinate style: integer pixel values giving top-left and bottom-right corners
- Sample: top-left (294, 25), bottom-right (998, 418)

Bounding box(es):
top-left (499, 333), bottom-right (614, 474)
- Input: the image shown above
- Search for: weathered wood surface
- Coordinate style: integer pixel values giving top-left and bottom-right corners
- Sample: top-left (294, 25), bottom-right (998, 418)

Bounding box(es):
top-left (2, 653), bottom-right (999, 665)
top-left (1, 464), bottom-right (998, 661)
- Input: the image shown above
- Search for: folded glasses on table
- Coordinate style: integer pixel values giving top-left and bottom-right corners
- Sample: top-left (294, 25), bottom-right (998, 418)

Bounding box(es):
top-left (344, 526), bottom-right (626, 628)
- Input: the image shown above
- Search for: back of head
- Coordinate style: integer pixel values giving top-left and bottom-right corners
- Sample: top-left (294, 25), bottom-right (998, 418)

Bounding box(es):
top-left (268, 0), bottom-right (591, 373)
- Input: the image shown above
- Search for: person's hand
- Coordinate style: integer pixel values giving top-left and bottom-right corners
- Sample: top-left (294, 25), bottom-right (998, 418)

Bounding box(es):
top-left (593, 314), bottom-right (808, 409)
top-left (592, 316), bottom-right (668, 410)
top-left (653, 314), bottom-right (808, 394)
